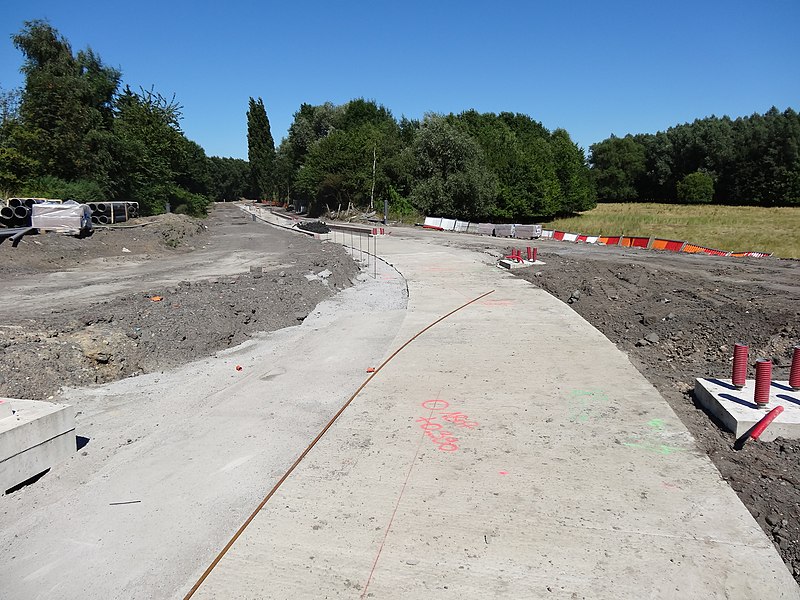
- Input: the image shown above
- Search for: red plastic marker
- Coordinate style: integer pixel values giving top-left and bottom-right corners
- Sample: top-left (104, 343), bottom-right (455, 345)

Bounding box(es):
top-left (750, 405), bottom-right (784, 441)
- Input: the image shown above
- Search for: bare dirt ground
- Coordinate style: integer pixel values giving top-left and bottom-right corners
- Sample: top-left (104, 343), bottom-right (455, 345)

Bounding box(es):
top-left (508, 242), bottom-right (800, 581)
top-left (0, 204), bottom-right (359, 401)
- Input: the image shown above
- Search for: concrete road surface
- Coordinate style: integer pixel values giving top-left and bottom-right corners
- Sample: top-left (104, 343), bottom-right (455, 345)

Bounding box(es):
top-left (188, 228), bottom-right (800, 599)
top-left (0, 260), bottom-right (407, 599)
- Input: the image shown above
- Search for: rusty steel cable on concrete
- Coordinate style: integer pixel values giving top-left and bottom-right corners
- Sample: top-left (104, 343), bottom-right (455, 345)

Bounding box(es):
top-left (183, 288), bottom-right (495, 599)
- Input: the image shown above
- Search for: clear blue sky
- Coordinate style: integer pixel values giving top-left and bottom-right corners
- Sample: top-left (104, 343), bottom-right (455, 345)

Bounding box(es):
top-left (1, 0), bottom-right (798, 159)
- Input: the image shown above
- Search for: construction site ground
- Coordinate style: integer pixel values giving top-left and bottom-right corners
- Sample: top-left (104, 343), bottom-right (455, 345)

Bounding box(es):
top-left (0, 205), bottom-right (798, 598)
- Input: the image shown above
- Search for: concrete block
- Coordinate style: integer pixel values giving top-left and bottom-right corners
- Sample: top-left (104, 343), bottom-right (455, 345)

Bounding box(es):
top-left (694, 378), bottom-right (800, 440)
top-left (494, 224), bottom-right (514, 237)
top-left (497, 259), bottom-right (525, 270)
top-left (0, 398), bottom-right (75, 492)
top-left (0, 399), bottom-right (12, 420)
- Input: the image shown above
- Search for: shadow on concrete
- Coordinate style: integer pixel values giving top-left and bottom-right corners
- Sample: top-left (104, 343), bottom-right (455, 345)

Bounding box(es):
top-left (76, 436), bottom-right (90, 451)
top-left (772, 382), bottom-right (795, 392)
top-left (5, 469), bottom-right (50, 495)
top-left (705, 378), bottom-right (738, 391)
top-left (777, 394), bottom-right (800, 407)
top-left (719, 393), bottom-right (758, 410)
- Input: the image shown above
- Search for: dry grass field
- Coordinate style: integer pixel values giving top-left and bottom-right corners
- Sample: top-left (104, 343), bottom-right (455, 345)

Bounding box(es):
top-left (544, 203), bottom-right (800, 258)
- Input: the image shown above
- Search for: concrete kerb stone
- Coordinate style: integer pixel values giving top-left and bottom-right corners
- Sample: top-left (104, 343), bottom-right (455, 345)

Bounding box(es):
top-left (0, 398), bottom-right (75, 492)
top-left (190, 235), bottom-right (800, 599)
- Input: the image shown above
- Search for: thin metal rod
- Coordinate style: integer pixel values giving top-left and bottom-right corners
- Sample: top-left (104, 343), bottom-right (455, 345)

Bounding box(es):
top-left (181, 289), bottom-right (495, 600)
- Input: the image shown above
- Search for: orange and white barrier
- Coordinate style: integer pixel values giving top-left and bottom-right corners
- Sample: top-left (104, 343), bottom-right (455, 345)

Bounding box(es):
top-left (422, 216), bottom-right (772, 258)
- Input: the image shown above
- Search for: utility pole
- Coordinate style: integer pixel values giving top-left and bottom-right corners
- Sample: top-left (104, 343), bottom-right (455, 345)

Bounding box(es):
top-left (370, 144), bottom-right (376, 212)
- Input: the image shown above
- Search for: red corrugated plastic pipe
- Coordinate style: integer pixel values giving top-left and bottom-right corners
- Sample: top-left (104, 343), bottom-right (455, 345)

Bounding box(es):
top-left (790, 346), bottom-right (800, 391)
top-left (754, 359), bottom-right (772, 408)
top-left (732, 343), bottom-right (748, 388)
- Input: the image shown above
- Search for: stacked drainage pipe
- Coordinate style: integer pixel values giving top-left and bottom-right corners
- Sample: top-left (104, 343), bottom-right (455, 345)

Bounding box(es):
top-left (88, 201), bottom-right (139, 224)
top-left (0, 202), bottom-right (33, 228)
top-left (0, 205), bottom-right (14, 228)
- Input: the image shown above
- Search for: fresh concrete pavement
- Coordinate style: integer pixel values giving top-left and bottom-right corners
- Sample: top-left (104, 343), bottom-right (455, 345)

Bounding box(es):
top-left (0, 267), bottom-right (407, 599)
top-left (188, 230), bottom-right (800, 599)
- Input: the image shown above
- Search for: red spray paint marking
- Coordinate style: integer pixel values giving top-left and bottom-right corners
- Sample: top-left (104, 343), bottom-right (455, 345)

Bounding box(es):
top-left (754, 359), bottom-right (772, 407)
top-left (421, 398), bottom-right (448, 411)
top-left (790, 346), bottom-right (800, 390)
top-left (751, 405), bottom-right (784, 440)
top-left (732, 343), bottom-right (748, 388)
top-left (481, 299), bottom-right (514, 307)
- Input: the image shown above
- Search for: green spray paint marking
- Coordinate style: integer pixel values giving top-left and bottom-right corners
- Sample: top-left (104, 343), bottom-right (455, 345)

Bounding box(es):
top-left (624, 418), bottom-right (685, 455)
top-left (568, 389), bottom-right (610, 423)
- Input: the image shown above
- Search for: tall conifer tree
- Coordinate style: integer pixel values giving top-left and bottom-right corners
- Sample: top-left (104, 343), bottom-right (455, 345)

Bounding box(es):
top-left (246, 97), bottom-right (275, 199)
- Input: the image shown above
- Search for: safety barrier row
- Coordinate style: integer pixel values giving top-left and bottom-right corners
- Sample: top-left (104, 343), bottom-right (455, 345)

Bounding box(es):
top-left (423, 216), bottom-right (771, 258)
top-left (423, 217), bottom-right (542, 240)
top-left (540, 229), bottom-right (771, 258)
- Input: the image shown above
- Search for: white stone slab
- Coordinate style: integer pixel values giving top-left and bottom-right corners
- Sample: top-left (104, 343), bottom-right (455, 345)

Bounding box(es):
top-left (694, 378), bottom-right (800, 440)
top-left (0, 398), bottom-right (75, 492)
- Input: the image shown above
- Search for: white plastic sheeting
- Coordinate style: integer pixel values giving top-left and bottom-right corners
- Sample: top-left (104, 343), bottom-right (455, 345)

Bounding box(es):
top-left (31, 201), bottom-right (91, 232)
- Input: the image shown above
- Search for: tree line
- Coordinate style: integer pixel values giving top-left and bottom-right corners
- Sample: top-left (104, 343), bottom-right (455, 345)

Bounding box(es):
top-left (248, 99), bottom-right (596, 221)
top-left (0, 20), bottom-right (248, 216)
top-left (6, 22), bottom-right (796, 221)
top-left (589, 108), bottom-right (800, 206)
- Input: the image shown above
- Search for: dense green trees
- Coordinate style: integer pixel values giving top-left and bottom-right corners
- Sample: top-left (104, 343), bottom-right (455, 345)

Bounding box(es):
top-left (590, 108), bottom-right (800, 205)
top-left (0, 20), bottom-right (235, 216)
top-left (410, 115), bottom-right (497, 220)
top-left (207, 156), bottom-right (249, 202)
top-left (277, 101), bottom-right (595, 221)
top-left (677, 171), bottom-right (715, 204)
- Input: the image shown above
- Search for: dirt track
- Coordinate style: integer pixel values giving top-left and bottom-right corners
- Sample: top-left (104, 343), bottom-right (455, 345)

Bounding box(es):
top-left (0, 204), bottom-right (358, 400)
